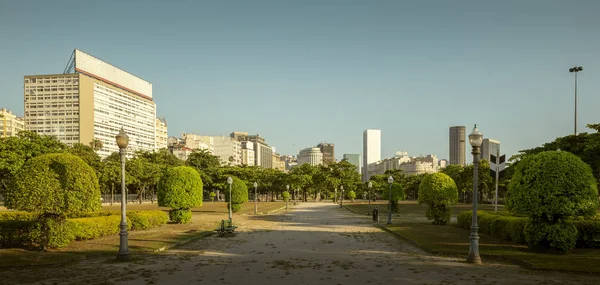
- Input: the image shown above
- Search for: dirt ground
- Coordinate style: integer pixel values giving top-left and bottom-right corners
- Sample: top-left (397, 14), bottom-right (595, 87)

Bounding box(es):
top-left (2, 203), bottom-right (599, 285)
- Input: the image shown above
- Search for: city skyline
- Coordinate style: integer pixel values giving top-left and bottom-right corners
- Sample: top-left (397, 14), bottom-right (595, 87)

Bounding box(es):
top-left (2, 1), bottom-right (600, 161)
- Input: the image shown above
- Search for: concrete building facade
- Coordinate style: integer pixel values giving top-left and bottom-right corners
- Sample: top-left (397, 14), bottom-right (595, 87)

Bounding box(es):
top-left (481, 138), bottom-right (501, 163)
top-left (342, 154), bottom-right (361, 174)
top-left (363, 129), bottom-right (381, 181)
top-left (241, 141), bottom-right (255, 166)
top-left (317, 142), bottom-right (335, 165)
top-left (449, 126), bottom-right (466, 166)
top-left (24, 49), bottom-right (156, 158)
top-left (0, 108), bottom-right (25, 137)
top-left (155, 117), bottom-right (168, 150)
top-left (231, 132), bottom-right (273, 168)
top-left (298, 147), bottom-right (323, 166)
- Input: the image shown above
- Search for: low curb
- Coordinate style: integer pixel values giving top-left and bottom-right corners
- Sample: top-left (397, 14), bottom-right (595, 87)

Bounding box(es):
top-left (154, 231), bottom-right (214, 252)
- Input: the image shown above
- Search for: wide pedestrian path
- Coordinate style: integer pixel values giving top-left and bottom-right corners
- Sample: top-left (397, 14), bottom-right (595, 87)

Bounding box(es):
top-left (5, 203), bottom-right (598, 284)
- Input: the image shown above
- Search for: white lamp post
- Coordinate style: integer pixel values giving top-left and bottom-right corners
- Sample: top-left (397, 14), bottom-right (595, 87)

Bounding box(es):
top-left (387, 176), bottom-right (394, 224)
top-left (340, 185), bottom-right (344, 208)
top-left (368, 181), bottom-right (373, 215)
top-left (569, 66), bottom-right (583, 135)
top-left (227, 176), bottom-right (233, 221)
top-left (285, 184), bottom-right (289, 210)
top-left (253, 181), bottom-right (258, 215)
top-left (115, 128), bottom-right (129, 260)
top-left (467, 124), bottom-right (483, 264)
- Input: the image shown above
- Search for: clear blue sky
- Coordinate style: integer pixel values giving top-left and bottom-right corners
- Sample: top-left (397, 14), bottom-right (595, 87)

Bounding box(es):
top-left (1, 0), bottom-right (599, 161)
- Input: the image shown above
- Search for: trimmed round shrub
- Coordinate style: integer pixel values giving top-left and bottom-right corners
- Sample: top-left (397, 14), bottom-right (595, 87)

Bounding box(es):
top-left (209, 192), bottom-right (216, 202)
top-left (282, 191), bottom-right (291, 202)
top-left (158, 166), bottom-right (203, 224)
top-left (347, 190), bottom-right (356, 202)
top-left (223, 176), bottom-right (248, 213)
top-left (6, 153), bottom-right (101, 215)
top-left (169, 209), bottom-right (192, 224)
top-left (506, 151), bottom-right (599, 251)
top-left (418, 173), bottom-right (458, 225)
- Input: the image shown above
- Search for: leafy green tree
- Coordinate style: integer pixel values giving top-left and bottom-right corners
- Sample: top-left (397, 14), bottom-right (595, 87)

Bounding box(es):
top-left (282, 191), bottom-right (291, 202)
top-left (223, 176), bottom-right (248, 213)
top-left (418, 173), bottom-right (459, 225)
top-left (187, 149), bottom-right (222, 191)
top-left (98, 155), bottom-right (120, 205)
top-left (347, 190), bottom-right (356, 202)
top-left (68, 143), bottom-right (102, 172)
top-left (402, 174), bottom-right (426, 201)
top-left (88, 138), bottom-right (103, 153)
top-left (388, 183), bottom-right (406, 213)
top-left (506, 151), bottom-right (599, 252)
top-left (157, 166), bottom-right (203, 223)
top-left (0, 131), bottom-right (67, 197)
top-left (209, 191), bottom-right (216, 201)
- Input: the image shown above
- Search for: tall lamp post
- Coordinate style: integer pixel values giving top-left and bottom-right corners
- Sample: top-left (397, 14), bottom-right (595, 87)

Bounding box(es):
top-left (467, 124), bottom-right (483, 264)
top-left (253, 182), bottom-right (258, 215)
top-left (227, 176), bottom-right (233, 221)
top-left (569, 66), bottom-right (583, 136)
top-left (368, 181), bottom-right (373, 215)
top-left (115, 128), bottom-right (129, 260)
top-left (285, 185), bottom-right (289, 210)
top-left (340, 185), bottom-right (344, 208)
top-left (387, 176), bottom-right (393, 224)
top-left (334, 187), bottom-right (337, 204)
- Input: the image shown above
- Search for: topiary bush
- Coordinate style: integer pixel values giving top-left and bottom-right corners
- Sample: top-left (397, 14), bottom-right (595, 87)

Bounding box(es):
top-left (5, 153), bottom-right (101, 249)
top-left (506, 151), bottom-right (599, 252)
top-left (223, 176), bottom-right (248, 213)
top-left (282, 191), bottom-right (291, 202)
top-left (418, 173), bottom-right (458, 225)
top-left (347, 190), bottom-right (356, 202)
top-left (157, 166), bottom-right (203, 224)
top-left (387, 183), bottom-right (406, 213)
top-left (209, 192), bottom-right (216, 202)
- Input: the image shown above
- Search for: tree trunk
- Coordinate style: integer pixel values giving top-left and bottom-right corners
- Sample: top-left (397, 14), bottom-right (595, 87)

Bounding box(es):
top-left (110, 184), bottom-right (114, 206)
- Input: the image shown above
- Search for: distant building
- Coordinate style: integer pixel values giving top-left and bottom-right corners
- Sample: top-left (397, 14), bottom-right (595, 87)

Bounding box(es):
top-left (209, 136), bottom-right (242, 165)
top-left (298, 147), bottom-right (323, 166)
top-left (449, 126), bottom-right (466, 166)
top-left (367, 152), bottom-right (439, 176)
top-left (181, 133), bottom-right (210, 151)
top-left (0, 108), bottom-right (25, 137)
top-left (272, 153), bottom-right (286, 171)
top-left (363, 129), bottom-right (381, 181)
top-left (317, 142), bottom-right (335, 165)
top-left (480, 138), bottom-right (501, 163)
top-left (155, 117), bottom-right (168, 150)
top-left (24, 49), bottom-right (156, 158)
top-left (241, 141), bottom-right (255, 166)
top-left (231, 132), bottom-right (273, 168)
top-left (438, 159), bottom-right (449, 168)
top-left (280, 155), bottom-right (297, 171)
top-left (342, 154), bottom-right (361, 174)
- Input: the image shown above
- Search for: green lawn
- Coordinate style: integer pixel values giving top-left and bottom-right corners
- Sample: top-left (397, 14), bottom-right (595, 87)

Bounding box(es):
top-left (344, 201), bottom-right (600, 273)
top-left (0, 201), bottom-right (286, 267)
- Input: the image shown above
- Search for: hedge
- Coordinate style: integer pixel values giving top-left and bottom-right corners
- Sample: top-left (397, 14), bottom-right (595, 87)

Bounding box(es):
top-left (457, 210), bottom-right (600, 248)
top-left (0, 210), bottom-right (168, 248)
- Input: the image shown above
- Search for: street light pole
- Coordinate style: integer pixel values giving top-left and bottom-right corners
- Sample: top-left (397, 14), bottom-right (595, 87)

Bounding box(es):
top-left (569, 66), bottom-right (583, 136)
top-left (387, 176), bottom-right (393, 224)
top-left (227, 177), bottom-right (233, 221)
top-left (334, 187), bottom-right (337, 204)
top-left (368, 181), bottom-right (373, 215)
top-left (340, 185), bottom-right (344, 208)
top-left (467, 125), bottom-right (483, 264)
top-left (285, 184), bottom-right (289, 210)
top-left (115, 128), bottom-right (129, 260)
top-left (253, 182), bottom-right (258, 215)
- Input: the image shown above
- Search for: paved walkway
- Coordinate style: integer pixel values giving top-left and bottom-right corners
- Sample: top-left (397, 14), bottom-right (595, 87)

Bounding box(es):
top-left (4, 203), bottom-right (599, 285)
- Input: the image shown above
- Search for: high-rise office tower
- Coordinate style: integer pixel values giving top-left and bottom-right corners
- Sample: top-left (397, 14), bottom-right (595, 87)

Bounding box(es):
top-left (342, 154), bottom-right (361, 174)
top-left (449, 126), bottom-right (466, 166)
top-left (480, 138), bottom-right (501, 162)
top-left (317, 142), bottom-right (335, 165)
top-left (24, 49), bottom-right (156, 158)
top-left (363, 129), bottom-right (381, 181)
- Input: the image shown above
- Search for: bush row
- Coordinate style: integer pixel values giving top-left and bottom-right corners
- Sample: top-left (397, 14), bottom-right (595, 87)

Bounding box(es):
top-left (0, 210), bottom-right (167, 248)
top-left (457, 210), bottom-right (600, 248)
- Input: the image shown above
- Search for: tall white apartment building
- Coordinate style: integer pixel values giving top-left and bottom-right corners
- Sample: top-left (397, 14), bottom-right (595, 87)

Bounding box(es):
top-left (298, 147), bottom-right (323, 166)
top-left (363, 129), bottom-right (381, 181)
top-left (24, 49), bottom-right (156, 158)
top-left (155, 117), bottom-right (168, 150)
top-left (0, 108), bottom-right (25, 137)
top-left (210, 136), bottom-right (242, 165)
top-left (241, 141), bottom-right (255, 166)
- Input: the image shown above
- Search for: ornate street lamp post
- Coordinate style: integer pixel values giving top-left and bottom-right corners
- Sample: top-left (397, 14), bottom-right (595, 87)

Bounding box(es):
top-left (467, 125), bottom-right (483, 264)
top-left (227, 176), bottom-right (233, 221)
top-left (340, 185), bottom-right (344, 208)
top-left (253, 181), bottom-right (258, 215)
top-left (387, 176), bottom-right (393, 224)
top-left (334, 187), bottom-right (337, 204)
top-left (115, 128), bottom-right (129, 260)
top-left (368, 181), bottom-right (373, 215)
top-left (285, 184), bottom-right (289, 210)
